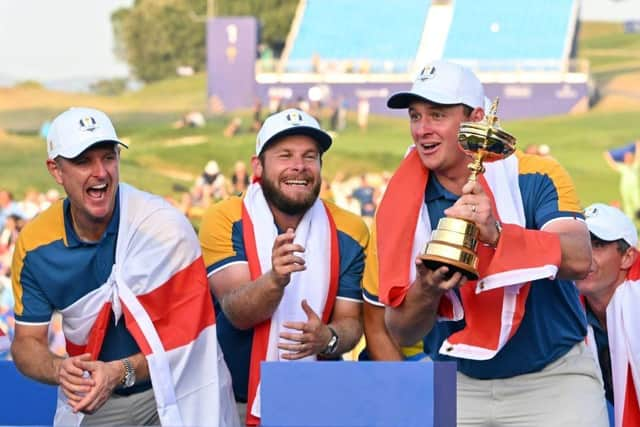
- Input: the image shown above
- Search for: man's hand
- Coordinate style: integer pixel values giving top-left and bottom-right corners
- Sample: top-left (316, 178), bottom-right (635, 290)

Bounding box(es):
top-left (415, 258), bottom-right (467, 296)
top-left (57, 353), bottom-right (95, 407)
top-left (444, 180), bottom-right (500, 246)
top-left (270, 228), bottom-right (306, 288)
top-left (69, 358), bottom-right (123, 414)
top-left (278, 299), bottom-right (332, 360)
top-left (385, 259), bottom-right (466, 347)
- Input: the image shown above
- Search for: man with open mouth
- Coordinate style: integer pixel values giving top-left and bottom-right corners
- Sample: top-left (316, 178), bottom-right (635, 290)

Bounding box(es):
top-left (10, 107), bottom-right (238, 426)
top-left (364, 61), bottom-right (608, 426)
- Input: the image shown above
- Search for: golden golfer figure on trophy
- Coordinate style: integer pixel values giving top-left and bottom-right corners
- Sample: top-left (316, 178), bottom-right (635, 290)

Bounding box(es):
top-left (419, 97), bottom-right (516, 280)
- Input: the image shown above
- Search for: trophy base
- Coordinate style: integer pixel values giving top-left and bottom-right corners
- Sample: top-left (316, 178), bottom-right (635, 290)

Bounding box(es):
top-left (421, 218), bottom-right (480, 281)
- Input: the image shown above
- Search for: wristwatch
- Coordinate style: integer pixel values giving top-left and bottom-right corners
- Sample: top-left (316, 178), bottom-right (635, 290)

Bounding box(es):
top-left (322, 326), bottom-right (339, 355)
top-left (121, 357), bottom-right (136, 388)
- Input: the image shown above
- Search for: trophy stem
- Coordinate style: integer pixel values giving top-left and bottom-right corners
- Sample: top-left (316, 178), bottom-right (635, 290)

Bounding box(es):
top-left (467, 150), bottom-right (487, 183)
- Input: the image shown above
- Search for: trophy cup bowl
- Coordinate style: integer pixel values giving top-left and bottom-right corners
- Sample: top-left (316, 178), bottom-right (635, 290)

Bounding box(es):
top-left (419, 98), bottom-right (516, 280)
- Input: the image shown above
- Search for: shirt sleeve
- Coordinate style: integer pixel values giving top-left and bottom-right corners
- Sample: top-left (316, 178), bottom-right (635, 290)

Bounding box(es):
top-left (11, 236), bottom-right (53, 323)
top-left (362, 221), bottom-right (383, 306)
top-left (330, 204), bottom-right (369, 302)
top-left (336, 230), bottom-right (366, 302)
top-left (198, 198), bottom-right (247, 276)
top-left (518, 153), bottom-right (584, 228)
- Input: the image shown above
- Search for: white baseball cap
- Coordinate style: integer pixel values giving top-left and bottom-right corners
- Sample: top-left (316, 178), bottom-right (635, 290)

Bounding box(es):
top-left (204, 160), bottom-right (220, 175)
top-left (47, 107), bottom-right (127, 159)
top-left (387, 60), bottom-right (485, 110)
top-left (584, 203), bottom-right (638, 247)
top-left (256, 108), bottom-right (332, 155)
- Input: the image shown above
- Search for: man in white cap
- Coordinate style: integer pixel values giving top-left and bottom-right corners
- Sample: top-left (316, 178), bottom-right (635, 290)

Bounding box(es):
top-left (363, 61), bottom-right (608, 426)
top-left (199, 108), bottom-right (368, 425)
top-left (577, 203), bottom-right (640, 427)
top-left (11, 107), bottom-right (238, 426)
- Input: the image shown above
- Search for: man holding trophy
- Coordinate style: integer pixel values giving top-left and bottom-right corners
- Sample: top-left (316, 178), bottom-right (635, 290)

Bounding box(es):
top-left (362, 61), bottom-right (608, 426)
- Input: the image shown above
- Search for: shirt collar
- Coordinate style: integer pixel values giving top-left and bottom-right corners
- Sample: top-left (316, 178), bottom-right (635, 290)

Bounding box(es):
top-left (584, 300), bottom-right (606, 335)
top-left (63, 187), bottom-right (120, 247)
top-left (425, 174), bottom-right (459, 203)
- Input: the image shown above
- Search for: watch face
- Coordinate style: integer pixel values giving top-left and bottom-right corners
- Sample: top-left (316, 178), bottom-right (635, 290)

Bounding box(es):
top-left (122, 358), bottom-right (136, 388)
top-left (327, 334), bottom-right (338, 353)
top-left (323, 326), bottom-right (339, 355)
top-left (124, 371), bottom-right (136, 387)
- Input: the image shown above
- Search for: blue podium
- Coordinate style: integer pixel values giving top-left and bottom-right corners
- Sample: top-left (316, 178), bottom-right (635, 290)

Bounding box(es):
top-left (260, 361), bottom-right (456, 427)
top-left (0, 361), bottom-right (57, 425)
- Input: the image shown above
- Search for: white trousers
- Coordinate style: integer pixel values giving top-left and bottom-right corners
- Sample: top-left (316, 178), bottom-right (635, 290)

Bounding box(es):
top-left (457, 342), bottom-right (609, 427)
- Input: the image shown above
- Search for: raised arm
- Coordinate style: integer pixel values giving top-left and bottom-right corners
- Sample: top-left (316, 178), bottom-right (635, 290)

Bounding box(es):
top-left (602, 150), bottom-right (620, 172)
top-left (208, 228), bottom-right (304, 330)
top-left (543, 218), bottom-right (591, 279)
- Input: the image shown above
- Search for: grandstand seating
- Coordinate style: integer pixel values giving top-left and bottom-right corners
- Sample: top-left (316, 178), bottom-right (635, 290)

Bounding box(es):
top-left (442, 0), bottom-right (576, 71)
top-left (277, 0), bottom-right (578, 74)
top-left (284, 0), bottom-right (431, 73)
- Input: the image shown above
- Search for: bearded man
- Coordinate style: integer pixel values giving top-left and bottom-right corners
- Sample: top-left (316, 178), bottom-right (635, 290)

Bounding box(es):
top-left (199, 108), bottom-right (369, 426)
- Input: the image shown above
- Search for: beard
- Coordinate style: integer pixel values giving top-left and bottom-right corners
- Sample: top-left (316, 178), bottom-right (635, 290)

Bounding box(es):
top-left (260, 173), bottom-right (321, 215)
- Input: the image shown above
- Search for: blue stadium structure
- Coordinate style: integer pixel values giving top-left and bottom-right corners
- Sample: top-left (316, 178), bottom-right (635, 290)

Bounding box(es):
top-left (442, 0), bottom-right (578, 71)
top-left (285, 0), bottom-right (431, 73)
top-left (206, 0), bottom-right (591, 119)
top-left (281, 0), bottom-right (578, 74)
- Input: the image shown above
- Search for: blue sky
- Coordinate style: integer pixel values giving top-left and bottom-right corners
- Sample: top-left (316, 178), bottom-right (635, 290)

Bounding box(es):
top-left (0, 0), bottom-right (133, 85)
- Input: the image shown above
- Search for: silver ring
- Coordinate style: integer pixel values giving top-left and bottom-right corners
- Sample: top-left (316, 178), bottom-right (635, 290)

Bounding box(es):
top-left (471, 204), bottom-right (477, 213)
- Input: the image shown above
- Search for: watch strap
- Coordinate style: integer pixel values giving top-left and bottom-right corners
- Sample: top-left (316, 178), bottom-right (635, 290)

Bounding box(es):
top-left (121, 357), bottom-right (135, 388)
top-left (322, 326), bottom-right (339, 355)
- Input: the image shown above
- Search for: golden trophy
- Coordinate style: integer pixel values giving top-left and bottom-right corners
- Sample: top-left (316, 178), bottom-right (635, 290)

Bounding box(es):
top-left (419, 98), bottom-right (516, 280)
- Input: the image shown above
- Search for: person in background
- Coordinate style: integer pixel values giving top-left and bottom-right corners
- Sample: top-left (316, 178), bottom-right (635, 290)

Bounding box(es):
top-left (603, 141), bottom-right (640, 220)
top-left (351, 174), bottom-right (376, 219)
top-left (230, 160), bottom-right (250, 195)
top-left (194, 160), bottom-right (228, 206)
top-left (0, 189), bottom-right (24, 230)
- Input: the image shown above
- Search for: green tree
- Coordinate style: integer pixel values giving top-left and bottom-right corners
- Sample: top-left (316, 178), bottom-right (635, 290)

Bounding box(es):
top-left (215, 0), bottom-right (298, 53)
top-left (112, 0), bottom-right (297, 82)
top-left (112, 0), bottom-right (207, 83)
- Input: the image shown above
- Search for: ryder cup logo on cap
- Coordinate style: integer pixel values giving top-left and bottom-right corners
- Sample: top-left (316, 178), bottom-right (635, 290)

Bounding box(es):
top-left (47, 107), bottom-right (128, 159)
top-left (256, 108), bottom-right (332, 155)
top-left (584, 203), bottom-right (638, 247)
top-left (418, 65), bottom-right (436, 81)
top-left (387, 60), bottom-right (484, 110)
top-left (79, 116), bottom-right (98, 131)
top-left (285, 110), bottom-right (304, 124)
